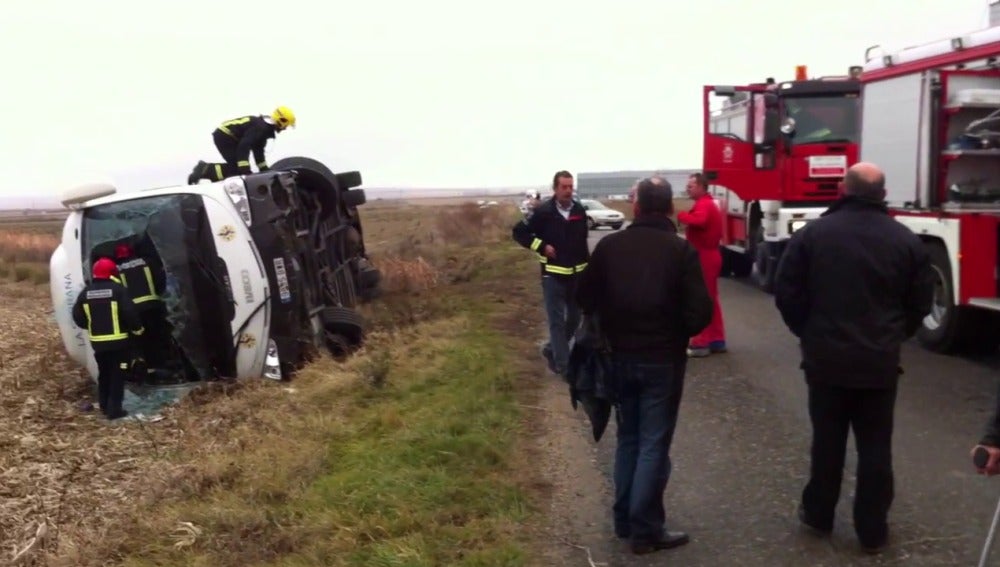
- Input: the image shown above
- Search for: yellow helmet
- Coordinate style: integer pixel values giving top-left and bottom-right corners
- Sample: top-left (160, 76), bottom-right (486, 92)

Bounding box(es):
top-left (272, 106), bottom-right (296, 130)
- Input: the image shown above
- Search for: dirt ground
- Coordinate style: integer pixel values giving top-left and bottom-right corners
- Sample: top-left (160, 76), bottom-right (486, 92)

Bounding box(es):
top-left (0, 198), bottom-right (676, 566)
top-left (478, 260), bottom-right (618, 566)
top-left (0, 280), bottom-right (127, 561)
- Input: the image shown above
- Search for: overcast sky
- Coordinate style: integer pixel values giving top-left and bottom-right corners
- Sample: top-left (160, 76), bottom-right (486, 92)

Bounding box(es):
top-left (0, 0), bottom-right (993, 197)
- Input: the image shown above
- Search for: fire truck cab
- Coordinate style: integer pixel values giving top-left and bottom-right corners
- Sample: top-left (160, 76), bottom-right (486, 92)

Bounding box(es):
top-left (702, 67), bottom-right (861, 291)
top-left (860, 25), bottom-right (1000, 354)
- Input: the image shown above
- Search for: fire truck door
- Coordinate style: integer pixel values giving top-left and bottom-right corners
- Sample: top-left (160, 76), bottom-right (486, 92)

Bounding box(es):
top-left (702, 85), bottom-right (782, 202)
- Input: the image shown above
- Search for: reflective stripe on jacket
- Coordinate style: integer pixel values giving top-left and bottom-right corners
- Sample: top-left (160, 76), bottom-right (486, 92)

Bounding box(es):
top-left (512, 197), bottom-right (590, 278)
top-left (71, 277), bottom-right (145, 353)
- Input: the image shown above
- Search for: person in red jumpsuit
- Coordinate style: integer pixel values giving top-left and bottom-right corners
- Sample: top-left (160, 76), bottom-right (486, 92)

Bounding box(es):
top-left (677, 173), bottom-right (726, 357)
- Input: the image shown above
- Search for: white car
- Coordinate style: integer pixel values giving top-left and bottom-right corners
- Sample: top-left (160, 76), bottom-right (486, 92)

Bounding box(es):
top-left (580, 199), bottom-right (625, 230)
top-left (50, 157), bottom-right (380, 385)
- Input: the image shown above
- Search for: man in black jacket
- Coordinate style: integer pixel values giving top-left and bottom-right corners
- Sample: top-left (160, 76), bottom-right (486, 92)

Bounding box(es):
top-left (774, 162), bottom-right (934, 554)
top-left (187, 106), bottom-right (296, 184)
top-left (576, 176), bottom-right (713, 555)
top-left (512, 170), bottom-right (589, 377)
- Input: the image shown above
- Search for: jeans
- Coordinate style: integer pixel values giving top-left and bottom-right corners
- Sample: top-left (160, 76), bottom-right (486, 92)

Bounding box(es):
top-left (612, 355), bottom-right (686, 542)
top-left (541, 275), bottom-right (581, 375)
top-left (802, 379), bottom-right (897, 547)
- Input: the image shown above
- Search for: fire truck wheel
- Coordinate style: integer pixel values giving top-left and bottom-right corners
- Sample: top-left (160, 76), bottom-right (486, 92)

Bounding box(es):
top-left (916, 241), bottom-right (973, 353)
top-left (752, 227), bottom-right (776, 293)
top-left (918, 242), bottom-right (958, 351)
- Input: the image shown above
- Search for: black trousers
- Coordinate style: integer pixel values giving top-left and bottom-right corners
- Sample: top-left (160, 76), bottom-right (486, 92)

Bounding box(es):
top-left (137, 305), bottom-right (172, 369)
top-left (213, 130), bottom-right (239, 165)
top-left (94, 349), bottom-right (131, 419)
top-left (802, 379), bottom-right (897, 547)
top-left (198, 131), bottom-right (243, 181)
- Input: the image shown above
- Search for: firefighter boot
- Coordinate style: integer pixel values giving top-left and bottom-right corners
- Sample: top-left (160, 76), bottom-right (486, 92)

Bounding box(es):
top-left (187, 160), bottom-right (208, 185)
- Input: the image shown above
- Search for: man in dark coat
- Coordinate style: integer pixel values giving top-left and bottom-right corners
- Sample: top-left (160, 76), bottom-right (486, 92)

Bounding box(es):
top-left (576, 176), bottom-right (713, 555)
top-left (512, 170), bottom-right (589, 377)
top-left (774, 162), bottom-right (934, 554)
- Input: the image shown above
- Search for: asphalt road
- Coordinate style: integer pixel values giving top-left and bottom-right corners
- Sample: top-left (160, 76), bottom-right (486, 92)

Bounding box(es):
top-left (581, 225), bottom-right (1000, 566)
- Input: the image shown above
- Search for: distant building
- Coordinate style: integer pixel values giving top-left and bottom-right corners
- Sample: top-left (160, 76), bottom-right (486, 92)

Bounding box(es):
top-left (575, 169), bottom-right (702, 199)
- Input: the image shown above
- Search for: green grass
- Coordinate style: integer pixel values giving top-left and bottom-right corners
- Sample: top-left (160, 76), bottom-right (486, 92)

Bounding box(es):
top-left (306, 316), bottom-right (527, 567)
top-left (40, 202), bottom-right (545, 567)
top-left (110, 296), bottom-right (533, 567)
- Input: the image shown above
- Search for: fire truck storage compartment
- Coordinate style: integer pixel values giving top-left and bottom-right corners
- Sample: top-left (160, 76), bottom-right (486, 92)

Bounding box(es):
top-left (939, 71), bottom-right (1000, 205)
top-left (859, 72), bottom-right (933, 208)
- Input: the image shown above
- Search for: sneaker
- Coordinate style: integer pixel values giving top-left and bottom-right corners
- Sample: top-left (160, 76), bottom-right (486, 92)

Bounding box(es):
top-left (687, 346), bottom-right (710, 358)
top-left (709, 341), bottom-right (727, 353)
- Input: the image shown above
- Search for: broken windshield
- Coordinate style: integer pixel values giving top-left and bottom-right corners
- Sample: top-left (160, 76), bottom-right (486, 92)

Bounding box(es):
top-left (80, 193), bottom-right (237, 381)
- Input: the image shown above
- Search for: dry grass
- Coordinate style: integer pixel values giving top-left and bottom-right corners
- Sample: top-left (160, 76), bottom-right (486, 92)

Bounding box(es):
top-left (365, 201), bottom-right (520, 295)
top-left (434, 202), bottom-right (511, 246)
top-left (0, 229), bottom-right (60, 264)
top-left (1, 200), bottom-right (546, 566)
top-left (0, 225), bottom-right (60, 285)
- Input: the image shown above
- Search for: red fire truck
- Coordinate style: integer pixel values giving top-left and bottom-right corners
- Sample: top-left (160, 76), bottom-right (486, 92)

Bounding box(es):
top-left (701, 66), bottom-right (862, 292)
top-left (860, 25), bottom-right (1000, 354)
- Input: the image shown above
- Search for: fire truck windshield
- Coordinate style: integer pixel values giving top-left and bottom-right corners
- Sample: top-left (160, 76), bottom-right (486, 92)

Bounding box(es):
top-left (783, 95), bottom-right (860, 145)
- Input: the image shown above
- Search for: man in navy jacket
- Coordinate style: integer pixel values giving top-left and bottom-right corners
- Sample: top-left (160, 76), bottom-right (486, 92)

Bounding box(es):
top-left (512, 170), bottom-right (589, 377)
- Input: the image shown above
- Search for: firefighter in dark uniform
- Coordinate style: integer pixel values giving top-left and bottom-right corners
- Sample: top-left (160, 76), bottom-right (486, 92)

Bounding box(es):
top-left (113, 242), bottom-right (169, 376)
top-left (512, 170), bottom-right (590, 377)
top-left (187, 106), bottom-right (296, 184)
top-left (71, 257), bottom-right (145, 420)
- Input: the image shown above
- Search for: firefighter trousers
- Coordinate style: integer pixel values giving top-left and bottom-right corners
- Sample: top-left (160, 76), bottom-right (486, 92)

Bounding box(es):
top-left (190, 132), bottom-right (243, 183)
top-left (137, 305), bottom-right (171, 369)
top-left (690, 247), bottom-right (726, 348)
top-left (213, 130), bottom-right (239, 166)
top-left (94, 349), bottom-right (130, 419)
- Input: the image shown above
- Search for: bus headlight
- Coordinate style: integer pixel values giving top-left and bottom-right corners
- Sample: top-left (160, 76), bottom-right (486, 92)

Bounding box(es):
top-left (263, 338), bottom-right (282, 380)
top-left (223, 179), bottom-right (253, 226)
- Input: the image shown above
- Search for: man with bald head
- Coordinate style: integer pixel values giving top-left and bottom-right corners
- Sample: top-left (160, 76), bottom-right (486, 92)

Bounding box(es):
top-left (773, 162), bottom-right (934, 554)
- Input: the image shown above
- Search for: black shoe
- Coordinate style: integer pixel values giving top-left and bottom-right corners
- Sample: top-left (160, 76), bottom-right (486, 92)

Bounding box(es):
top-left (798, 504), bottom-right (832, 536)
top-left (861, 542), bottom-right (887, 555)
top-left (107, 409), bottom-right (129, 421)
top-left (187, 161), bottom-right (207, 185)
top-left (859, 531), bottom-right (889, 554)
top-left (631, 531), bottom-right (690, 555)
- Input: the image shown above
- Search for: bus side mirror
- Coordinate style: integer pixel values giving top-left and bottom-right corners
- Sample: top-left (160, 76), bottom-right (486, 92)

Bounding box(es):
top-left (763, 109), bottom-right (781, 145)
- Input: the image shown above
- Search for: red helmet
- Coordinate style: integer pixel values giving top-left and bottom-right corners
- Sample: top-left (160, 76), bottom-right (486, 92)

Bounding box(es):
top-left (115, 243), bottom-right (133, 259)
top-left (92, 257), bottom-right (119, 280)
